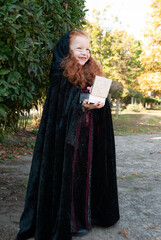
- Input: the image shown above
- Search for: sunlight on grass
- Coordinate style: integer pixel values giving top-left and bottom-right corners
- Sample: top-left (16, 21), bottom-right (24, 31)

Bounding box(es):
top-left (112, 111), bottom-right (161, 135)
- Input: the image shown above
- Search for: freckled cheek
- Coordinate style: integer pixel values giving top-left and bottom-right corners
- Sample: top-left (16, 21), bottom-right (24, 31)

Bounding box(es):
top-left (72, 52), bottom-right (79, 60)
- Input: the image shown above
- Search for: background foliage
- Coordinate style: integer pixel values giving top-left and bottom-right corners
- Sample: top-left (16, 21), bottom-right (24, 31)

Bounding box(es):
top-left (85, 2), bottom-right (161, 109)
top-left (85, 15), bottom-right (143, 108)
top-left (0, 0), bottom-right (86, 140)
top-left (138, 0), bottom-right (161, 97)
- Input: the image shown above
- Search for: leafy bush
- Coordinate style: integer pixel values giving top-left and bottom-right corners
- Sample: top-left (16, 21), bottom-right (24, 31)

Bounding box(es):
top-left (126, 104), bottom-right (144, 112)
top-left (144, 97), bottom-right (158, 104)
top-left (122, 88), bottom-right (144, 105)
top-left (0, 0), bottom-right (86, 140)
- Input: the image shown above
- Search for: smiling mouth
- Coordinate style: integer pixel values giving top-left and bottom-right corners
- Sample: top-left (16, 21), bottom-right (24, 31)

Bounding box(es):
top-left (78, 57), bottom-right (87, 61)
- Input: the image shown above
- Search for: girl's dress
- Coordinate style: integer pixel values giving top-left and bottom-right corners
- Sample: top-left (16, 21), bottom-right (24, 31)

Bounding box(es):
top-left (16, 31), bottom-right (119, 240)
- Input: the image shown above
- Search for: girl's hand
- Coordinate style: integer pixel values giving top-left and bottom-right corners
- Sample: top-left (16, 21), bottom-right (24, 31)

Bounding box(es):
top-left (87, 86), bottom-right (92, 93)
top-left (82, 99), bottom-right (105, 112)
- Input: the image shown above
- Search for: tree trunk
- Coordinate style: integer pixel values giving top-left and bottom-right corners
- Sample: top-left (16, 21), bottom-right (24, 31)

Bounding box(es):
top-left (116, 99), bottom-right (120, 114)
top-left (131, 97), bottom-right (134, 104)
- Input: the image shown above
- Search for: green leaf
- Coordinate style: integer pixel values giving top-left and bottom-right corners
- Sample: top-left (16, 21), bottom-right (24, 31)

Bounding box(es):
top-left (14, 88), bottom-right (19, 94)
top-left (15, 14), bottom-right (21, 20)
top-left (0, 55), bottom-right (8, 61)
top-left (31, 84), bottom-right (35, 91)
top-left (0, 104), bottom-right (8, 118)
top-left (0, 69), bottom-right (10, 75)
top-left (0, 107), bottom-right (7, 118)
top-left (0, 80), bottom-right (12, 88)
top-left (25, 92), bottom-right (33, 99)
top-left (23, 98), bottom-right (26, 106)
top-left (0, 87), bottom-right (10, 97)
top-left (26, 98), bottom-right (32, 104)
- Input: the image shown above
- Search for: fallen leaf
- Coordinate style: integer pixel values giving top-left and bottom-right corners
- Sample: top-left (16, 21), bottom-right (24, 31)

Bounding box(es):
top-left (6, 180), bottom-right (11, 183)
top-left (120, 176), bottom-right (125, 180)
top-left (148, 226), bottom-right (159, 229)
top-left (123, 229), bottom-right (129, 239)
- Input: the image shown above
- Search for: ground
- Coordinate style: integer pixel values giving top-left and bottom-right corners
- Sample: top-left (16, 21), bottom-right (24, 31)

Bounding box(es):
top-left (0, 133), bottom-right (161, 240)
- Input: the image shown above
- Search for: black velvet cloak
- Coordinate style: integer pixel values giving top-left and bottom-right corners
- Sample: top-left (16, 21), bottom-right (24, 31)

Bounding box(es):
top-left (16, 31), bottom-right (120, 240)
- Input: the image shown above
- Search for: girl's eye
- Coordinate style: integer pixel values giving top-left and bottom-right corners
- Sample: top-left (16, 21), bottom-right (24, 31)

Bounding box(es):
top-left (73, 48), bottom-right (90, 54)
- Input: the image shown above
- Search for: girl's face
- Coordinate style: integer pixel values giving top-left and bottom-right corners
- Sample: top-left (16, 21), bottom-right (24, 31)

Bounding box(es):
top-left (70, 36), bottom-right (90, 65)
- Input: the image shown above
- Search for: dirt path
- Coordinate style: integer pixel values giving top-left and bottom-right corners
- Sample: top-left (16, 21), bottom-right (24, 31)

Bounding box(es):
top-left (0, 134), bottom-right (161, 240)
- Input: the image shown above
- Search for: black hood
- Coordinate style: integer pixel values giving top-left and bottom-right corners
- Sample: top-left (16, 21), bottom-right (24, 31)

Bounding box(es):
top-left (50, 30), bottom-right (71, 77)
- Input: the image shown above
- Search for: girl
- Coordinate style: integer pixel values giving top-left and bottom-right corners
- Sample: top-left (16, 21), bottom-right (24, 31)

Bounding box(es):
top-left (16, 30), bottom-right (119, 240)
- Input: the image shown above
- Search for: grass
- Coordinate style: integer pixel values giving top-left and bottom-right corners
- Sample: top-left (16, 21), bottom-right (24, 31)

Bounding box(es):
top-left (112, 110), bottom-right (161, 135)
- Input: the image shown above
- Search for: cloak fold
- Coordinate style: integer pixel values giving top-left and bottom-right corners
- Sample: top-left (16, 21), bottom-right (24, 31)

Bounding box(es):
top-left (16, 31), bottom-right (119, 240)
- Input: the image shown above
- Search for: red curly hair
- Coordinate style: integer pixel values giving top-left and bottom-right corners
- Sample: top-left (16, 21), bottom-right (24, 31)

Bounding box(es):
top-left (61, 30), bottom-right (104, 89)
